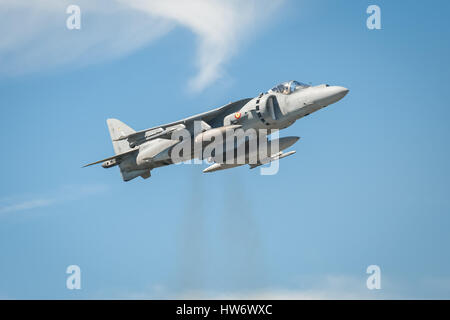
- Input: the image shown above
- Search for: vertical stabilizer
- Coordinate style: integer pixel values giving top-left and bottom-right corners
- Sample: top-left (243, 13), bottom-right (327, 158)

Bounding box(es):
top-left (105, 119), bottom-right (150, 181)
top-left (106, 118), bottom-right (135, 154)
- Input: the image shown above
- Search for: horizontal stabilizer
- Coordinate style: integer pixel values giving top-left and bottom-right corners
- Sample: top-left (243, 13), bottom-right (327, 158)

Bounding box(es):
top-left (82, 148), bottom-right (137, 168)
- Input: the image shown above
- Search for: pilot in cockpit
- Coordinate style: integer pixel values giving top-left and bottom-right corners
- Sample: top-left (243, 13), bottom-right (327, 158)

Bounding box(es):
top-left (270, 80), bottom-right (310, 95)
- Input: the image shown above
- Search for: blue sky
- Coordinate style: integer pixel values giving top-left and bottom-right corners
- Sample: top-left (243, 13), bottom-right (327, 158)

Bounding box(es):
top-left (1, 0), bottom-right (450, 299)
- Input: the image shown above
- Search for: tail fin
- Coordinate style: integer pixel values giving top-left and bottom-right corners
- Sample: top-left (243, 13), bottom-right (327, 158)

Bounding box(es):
top-left (107, 118), bottom-right (135, 154)
top-left (106, 119), bottom-right (150, 182)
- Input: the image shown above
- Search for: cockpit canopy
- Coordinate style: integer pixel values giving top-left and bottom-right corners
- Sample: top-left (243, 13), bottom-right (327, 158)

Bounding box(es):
top-left (269, 80), bottom-right (310, 95)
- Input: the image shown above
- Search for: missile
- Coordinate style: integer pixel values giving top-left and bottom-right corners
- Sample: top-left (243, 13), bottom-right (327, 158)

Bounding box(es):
top-left (249, 150), bottom-right (296, 169)
top-left (203, 163), bottom-right (242, 173)
top-left (203, 136), bottom-right (299, 173)
top-left (203, 150), bottom-right (297, 173)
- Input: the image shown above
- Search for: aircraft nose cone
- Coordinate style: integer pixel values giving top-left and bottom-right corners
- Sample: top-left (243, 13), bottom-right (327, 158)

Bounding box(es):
top-left (339, 86), bottom-right (349, 97)
top-left (325, 86), bottom-right (349, 104)
top-left (333, 86), bottom-right (349, 99)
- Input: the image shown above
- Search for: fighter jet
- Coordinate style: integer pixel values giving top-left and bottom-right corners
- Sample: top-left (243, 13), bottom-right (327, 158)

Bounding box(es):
top-left (83, 81), bottom-right (349, 181)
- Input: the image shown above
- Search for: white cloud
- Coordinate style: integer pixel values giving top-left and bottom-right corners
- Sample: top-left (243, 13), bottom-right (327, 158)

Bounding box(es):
top-left (0, 0), bottom-right (282, 92)
top-left (0, 184), bottom-right (108, 215)
top-left (171, 289), bottom-right (367, 300)
top-left (108, 275), bottom-right (390, 300)
top-left (0, 0), bottom-right (172, 75)
top-left (172, 275), bottom-right (385, 300)
top-left (0, 199), bottom-right (55, 214)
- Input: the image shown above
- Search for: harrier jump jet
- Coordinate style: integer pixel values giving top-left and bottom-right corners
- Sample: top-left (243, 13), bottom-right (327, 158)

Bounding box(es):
top-left (83, 81), bottom-right (349, 181)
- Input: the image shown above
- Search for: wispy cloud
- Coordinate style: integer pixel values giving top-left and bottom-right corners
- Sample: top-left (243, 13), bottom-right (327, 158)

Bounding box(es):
top-left (172, 288), bottom-right (371, 300)
top-left (0, 184), bottom-right (108, 215)
top-left (120, 0), bottom-right (282, 92)
top-left (0, 0), bottom-right (172, 75)
top-left (0, 199), bottom-right (55, 215)
top-left (105, 274), bottom-right (390, 300)
top-left (0, 0), bottom-right (282, 92)
top-left (169, 275), bottom-right (387, 300)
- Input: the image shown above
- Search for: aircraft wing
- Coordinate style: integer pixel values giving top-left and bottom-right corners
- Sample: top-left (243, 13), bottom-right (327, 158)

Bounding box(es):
top-left (115, 98), bottom-right (252, 145)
